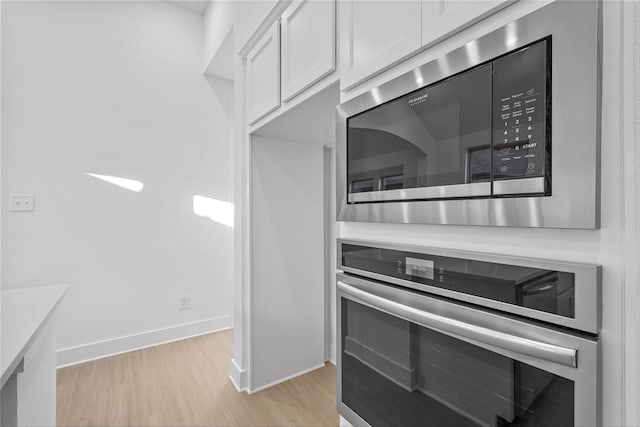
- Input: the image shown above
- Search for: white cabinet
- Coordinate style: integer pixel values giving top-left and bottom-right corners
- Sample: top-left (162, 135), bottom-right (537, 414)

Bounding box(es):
top-left (339, 0), bottom-right (516, 91)
top-left (339, 0), bottom-right (422, 91)
top-left (281, 0), bottom-right (335, 102)
top-left (247, 22), bottom-right (280, 125)
top-left (422, 1), bottom-right (513, 47)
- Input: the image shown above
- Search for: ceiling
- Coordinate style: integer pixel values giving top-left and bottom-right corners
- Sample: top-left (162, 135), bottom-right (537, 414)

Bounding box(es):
top-left (167, 1), bottom-right (210, 15)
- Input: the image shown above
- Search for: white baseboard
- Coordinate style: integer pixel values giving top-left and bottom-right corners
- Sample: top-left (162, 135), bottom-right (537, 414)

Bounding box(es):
top-left (229, 358), bottom-right (247, 392)
top-left (56, 316), bottom-right (231, 368)
top-left (248, 363), bottom-right (326, 394)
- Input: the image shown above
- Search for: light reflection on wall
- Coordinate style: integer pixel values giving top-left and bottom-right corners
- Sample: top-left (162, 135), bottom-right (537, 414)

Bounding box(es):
top-left (86, 173), bottom-right (144, 192)
top-left (193, 195), bottom-right (234, 228)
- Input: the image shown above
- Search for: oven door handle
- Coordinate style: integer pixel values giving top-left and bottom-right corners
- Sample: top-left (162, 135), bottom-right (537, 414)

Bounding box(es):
top-left (337, 281), bottom-right (577, 368)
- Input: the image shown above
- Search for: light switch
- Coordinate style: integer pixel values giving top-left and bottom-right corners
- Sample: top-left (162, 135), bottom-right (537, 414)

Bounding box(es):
top-left (10, 194), bottom-right (35, 212)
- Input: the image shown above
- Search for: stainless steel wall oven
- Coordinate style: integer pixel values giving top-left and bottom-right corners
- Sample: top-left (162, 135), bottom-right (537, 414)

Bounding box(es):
top-left (336, 1), bottom-right (601, 228)
top-left (337, 239), bottom-right (601, 427)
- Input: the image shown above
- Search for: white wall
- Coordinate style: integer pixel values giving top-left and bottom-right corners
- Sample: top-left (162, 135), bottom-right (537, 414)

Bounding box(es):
top-left (621, 3), bottom-right (640, 423)
top-left (1, 1), bottom-right (234, 365)
top-left (0, 0), bottom-right (3, 305)
top-left (250, 135), bottom-right (325, 391)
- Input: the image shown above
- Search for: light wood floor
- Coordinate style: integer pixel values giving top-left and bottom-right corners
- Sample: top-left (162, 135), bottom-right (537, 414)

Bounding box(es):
top-left (57, 329), bottom-right (338, 426)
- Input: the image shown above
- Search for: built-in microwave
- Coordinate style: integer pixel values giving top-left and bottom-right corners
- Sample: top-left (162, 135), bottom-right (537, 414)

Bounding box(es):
top-left (336, 1), bottom-right (601, 229)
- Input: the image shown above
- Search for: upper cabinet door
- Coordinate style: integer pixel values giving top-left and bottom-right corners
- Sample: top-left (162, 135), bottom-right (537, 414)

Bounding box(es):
top-left (281, 0), bottom-right (336, 102)
top-left (340, 1), bottom-right (422, 91)
top-left (247, 21), bottom-right (281, 125)
top-left (422, 0), bottom-right (514, 48)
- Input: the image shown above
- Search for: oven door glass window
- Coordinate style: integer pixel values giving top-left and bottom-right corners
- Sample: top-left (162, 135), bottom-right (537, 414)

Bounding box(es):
top-left (347, 64), bottom-right (492, 202)
top-left (341, 299), bottom-right (574, 427)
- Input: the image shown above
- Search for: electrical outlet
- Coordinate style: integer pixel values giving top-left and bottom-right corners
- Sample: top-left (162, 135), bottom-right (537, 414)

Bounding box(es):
top-left (179, 295), bottom-right (189, 310)
top-left (10, 194), bottom-right (35, 212)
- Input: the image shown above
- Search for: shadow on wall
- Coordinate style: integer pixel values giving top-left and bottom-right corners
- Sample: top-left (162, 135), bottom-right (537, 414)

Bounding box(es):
top-left (205, 75), bottom-right (234, 118)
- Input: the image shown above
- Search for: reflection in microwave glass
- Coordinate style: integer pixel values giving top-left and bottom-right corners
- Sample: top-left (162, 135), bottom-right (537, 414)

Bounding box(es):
top-left (351, 178), bottom-right (374, 193)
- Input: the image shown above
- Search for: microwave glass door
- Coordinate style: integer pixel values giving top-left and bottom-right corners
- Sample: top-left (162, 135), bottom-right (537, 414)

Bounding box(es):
top-left (347, 64), bottom-right (492, 203)
top-left (341, 298), bottom-right (575, 427)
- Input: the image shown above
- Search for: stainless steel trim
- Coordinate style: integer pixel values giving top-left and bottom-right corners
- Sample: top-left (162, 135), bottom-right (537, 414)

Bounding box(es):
top-left (338, 238), bottom-right (602, 334)
top-left (348, 182), bottom-right (491, 203)
top-left (336, 0), bottom-right (601, 229)
top-left (493, 177), bottom-right (546, 195)
top-left (338, 280), bottom-right (577, 367)
top-left (337, 404), bottom-right (370, 427)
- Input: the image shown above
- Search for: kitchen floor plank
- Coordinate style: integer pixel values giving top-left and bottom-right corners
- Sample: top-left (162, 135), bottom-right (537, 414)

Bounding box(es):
top-left (57, 329), bottom-right (338, 426)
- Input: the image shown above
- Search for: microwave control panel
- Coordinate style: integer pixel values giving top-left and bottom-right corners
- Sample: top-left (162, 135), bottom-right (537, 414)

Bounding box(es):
top-left (492, 39), bottom-right (549, 184)
top-left (340, 243), bottom-right (575, 319)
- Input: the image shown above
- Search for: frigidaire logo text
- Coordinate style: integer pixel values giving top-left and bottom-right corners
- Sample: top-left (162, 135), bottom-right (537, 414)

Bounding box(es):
top-left (408, 93), bottom-right (429, 106)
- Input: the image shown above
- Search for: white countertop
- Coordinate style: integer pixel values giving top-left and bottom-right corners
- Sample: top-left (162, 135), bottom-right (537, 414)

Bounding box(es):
top-left (1, 284), bottom-right (68, 388)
